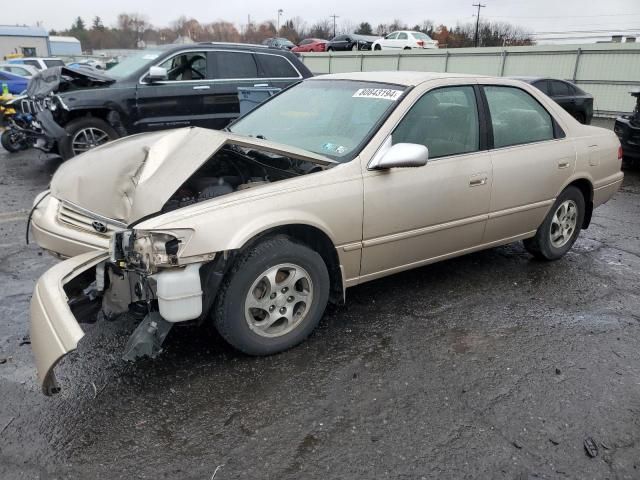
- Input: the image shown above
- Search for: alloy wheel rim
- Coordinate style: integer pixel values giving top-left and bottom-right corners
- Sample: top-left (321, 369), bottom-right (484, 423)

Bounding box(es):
top-left (71, 127), bottom-right (110, 155)
top-left (244, 263), bottom-right (313, 338)
top-left (550, 199), bottom-right (578, 248)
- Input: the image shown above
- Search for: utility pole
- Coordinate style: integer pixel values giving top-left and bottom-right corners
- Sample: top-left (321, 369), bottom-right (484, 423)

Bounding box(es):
top-left (277, 9), bottom-right (283, 33)
top-left (330, 14), bottom-right (339, 38)
top-left (473, 3), bottom-right (486, 47)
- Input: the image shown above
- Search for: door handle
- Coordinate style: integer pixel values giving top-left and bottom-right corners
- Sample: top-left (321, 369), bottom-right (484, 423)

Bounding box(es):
top-left (558, 161), bottom-right (570, 169)
top-left (469, 177), bottom-right (487, 187)
top-left (192, 85), bottom-right (210, 90)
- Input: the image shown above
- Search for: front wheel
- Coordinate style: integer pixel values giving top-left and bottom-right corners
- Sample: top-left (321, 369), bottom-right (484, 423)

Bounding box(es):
top-left (1, 129), bottom-right (23, 153)
top-left (327, 47), bottom-right (333, 52)
top-left (59, 117), bottom-right (119, 160)
top-left (351, 44), bottom-right (358, 51)
top-left (523, 186), bottom-right (585, 260)
top-left (213, 235), bottom-right (330, 355)
top-left (374, 44), bottom-right (382, 51)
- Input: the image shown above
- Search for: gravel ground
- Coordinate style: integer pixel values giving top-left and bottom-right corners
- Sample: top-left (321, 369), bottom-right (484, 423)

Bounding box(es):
top-left (1, 121), bottom-right (640, 479)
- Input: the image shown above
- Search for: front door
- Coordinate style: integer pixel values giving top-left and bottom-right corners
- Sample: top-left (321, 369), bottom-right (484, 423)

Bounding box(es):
top-left (135, 50), bottom-right (214, 132)
top-left (360, 84), bottom-right (492, 281)
top-left (481, 84), bottom-right (576, 243)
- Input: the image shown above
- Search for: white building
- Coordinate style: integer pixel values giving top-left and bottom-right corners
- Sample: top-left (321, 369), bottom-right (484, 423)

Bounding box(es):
top-left (49, 36), bottom-right (82, 56)
top-left (0, 25), bottom-right (49, 59)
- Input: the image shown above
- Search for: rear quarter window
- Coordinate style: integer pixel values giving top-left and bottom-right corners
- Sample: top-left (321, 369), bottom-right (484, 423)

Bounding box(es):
top-left (258, 54), bottom-right (299, 78)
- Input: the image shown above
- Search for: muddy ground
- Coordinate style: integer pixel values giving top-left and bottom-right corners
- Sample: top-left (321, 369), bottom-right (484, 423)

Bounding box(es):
top-left (1, 121), bottom-right (639, 479)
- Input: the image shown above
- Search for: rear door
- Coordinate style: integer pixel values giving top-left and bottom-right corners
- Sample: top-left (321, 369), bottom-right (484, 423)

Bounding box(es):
top-left (394, 32), bottom-right (409, 49)
top-left (207, 50), bottom-right (262, 129)
top-left (482, 84), bottom-right (576, 243)
top-left (135, 50), bottom-right (213, 132)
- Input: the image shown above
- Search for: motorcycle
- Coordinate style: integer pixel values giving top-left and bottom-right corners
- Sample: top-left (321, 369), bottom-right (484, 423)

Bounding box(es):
top-left (0, 95), bottom-right (58, 154)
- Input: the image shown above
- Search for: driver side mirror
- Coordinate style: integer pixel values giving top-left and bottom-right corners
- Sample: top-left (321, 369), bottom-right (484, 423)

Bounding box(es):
top-left (146, 66), bottom-right (168, 83)
top-left (370, 142), bottom-right (429, 169)
top-left (345, 37), bottom-right (352, 43)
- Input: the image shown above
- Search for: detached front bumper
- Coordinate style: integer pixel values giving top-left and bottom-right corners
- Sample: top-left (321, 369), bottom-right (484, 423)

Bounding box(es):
top-left (30, 250), bottom-right (109, 395)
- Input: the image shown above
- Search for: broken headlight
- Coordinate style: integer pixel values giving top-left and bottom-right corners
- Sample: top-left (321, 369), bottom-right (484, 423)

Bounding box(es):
top-left (110, 229), bottom-right (194, 274)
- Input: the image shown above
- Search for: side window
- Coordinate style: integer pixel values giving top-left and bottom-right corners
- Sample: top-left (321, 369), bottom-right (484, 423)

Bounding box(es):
top-left (392, 86), bottom-right (480, 159)
top-left (258, 54), bottom-right (298, 78)
top-left (532, 80), bottom-right (550, 95)
top-left (14, 67), bottom-right (30, 76)
top-left (334, 35), bottom-right (345, 42)
top-left (24, 60), bottom-right (41, 69)
top-left (550, 80), bottom-right (571, 97)
top-left (159, 52), bottom-right (207, 81)
top-left (214, 51), bottom-right (258, 79)
top-left (484, 86), bottom-right (554, 148)
top-left (397, 33), bottom-right (408, 40)
top-left (300, 39), bottom-right (312, 45)
top-left (386, 33), bottom-right (398, 40)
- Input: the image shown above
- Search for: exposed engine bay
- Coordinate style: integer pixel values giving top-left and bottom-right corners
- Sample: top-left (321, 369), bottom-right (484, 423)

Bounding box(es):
top-left (162, 144), bottom-right (326, 213)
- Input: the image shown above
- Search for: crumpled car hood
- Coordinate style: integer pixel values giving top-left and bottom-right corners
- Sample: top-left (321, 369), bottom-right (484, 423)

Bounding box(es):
top-left (50, 127), bottom-right (333, 224)
top-left (26, 66), bottom-right (115, 99)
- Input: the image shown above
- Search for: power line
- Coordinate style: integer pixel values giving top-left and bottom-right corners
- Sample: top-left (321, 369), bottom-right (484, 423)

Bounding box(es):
top-left (330, 14), bottom-right (339, 38)
top-left (473, 3), bottom-right (486, 47)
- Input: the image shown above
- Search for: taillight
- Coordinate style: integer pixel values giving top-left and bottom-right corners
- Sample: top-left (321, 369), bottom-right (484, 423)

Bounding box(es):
top-left (618, 145), bottom-right (623, 160)
top-left (417, 40), bottom-right (424, 47)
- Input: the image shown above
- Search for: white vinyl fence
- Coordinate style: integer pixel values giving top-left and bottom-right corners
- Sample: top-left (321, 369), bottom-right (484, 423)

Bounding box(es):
top-left (301, 43), bottom-right (640, 116)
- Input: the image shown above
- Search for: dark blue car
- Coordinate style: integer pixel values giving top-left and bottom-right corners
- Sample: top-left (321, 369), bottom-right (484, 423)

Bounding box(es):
top-left (0, 70), bottom-right (28, 94)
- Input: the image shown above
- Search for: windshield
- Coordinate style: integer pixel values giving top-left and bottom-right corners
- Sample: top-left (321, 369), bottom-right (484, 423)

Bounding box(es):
top-left (229, 80), bottom-right (407, 162)
top-left (106, 50), bottom-right (161, 79)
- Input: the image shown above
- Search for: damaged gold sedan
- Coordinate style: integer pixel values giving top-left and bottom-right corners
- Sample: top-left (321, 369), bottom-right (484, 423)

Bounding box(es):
top-left (29, 72), bottom-right (624, 394)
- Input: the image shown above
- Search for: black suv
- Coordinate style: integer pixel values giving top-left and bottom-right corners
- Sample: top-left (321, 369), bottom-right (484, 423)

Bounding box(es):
top-left (43, 43), bottom-right (312, 159)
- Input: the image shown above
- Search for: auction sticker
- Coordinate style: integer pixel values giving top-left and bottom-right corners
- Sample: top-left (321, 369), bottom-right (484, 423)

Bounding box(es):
top-left (353, 88), bottom-right (403, 100)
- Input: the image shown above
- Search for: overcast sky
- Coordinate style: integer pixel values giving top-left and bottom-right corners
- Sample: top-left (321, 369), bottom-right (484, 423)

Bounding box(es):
top-left (9, 0), bottom-right (640, 38)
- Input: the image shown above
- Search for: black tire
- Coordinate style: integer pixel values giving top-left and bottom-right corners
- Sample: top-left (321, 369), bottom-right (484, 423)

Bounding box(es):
top-left (1, 129), bottom-right (22, 153)
top-left (327, 47), bottom-right (333, 52)
top-left (374, 44), bottom-right (382, 51)
top-left (403, 46), bottom-right (412, 50)
top-left (213, 235), bottom-right (330, 356)
top-left (523, 186), bottom-right (585, 261)
top-left (59, 116), bottom-right (119, 160)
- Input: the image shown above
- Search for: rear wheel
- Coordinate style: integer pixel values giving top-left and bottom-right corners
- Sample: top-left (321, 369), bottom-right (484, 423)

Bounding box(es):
top-left (523, 186), bottom-right (585, 260)
top-left (1, 129), bottom-right (23, 153)
top-left (59, 117), bottom-right (119, 160)
top-left (213, 236), bottom-right (330, 355)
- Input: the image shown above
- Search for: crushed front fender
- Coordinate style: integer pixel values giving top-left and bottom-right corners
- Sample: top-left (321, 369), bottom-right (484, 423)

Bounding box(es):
top-left (30, 250), bottom-right (109, 395)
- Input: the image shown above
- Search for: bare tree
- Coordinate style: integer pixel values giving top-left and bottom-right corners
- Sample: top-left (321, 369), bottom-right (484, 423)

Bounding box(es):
top-left (308, 20), bottom-right (332, 39)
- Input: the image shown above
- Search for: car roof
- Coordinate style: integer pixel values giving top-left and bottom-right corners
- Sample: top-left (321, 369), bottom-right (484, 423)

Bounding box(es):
top-left (314, 71), bottom-right (485, 86)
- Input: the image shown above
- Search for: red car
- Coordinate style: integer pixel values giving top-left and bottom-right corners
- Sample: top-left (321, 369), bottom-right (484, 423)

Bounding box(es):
top-left (292, 38), bottom-right (328, 53)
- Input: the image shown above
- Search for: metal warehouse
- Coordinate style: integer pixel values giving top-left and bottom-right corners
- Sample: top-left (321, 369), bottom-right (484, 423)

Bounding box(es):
top-left (0, 25), bottom-right (49, 59)
top-left (49, 35), bottom-right (81, 56)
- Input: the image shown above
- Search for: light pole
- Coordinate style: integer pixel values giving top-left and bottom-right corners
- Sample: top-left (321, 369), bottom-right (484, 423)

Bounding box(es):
top-left (277, 9), bottom-right (283, 33)
top-left (330, 14), bottom-right (339, 38)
